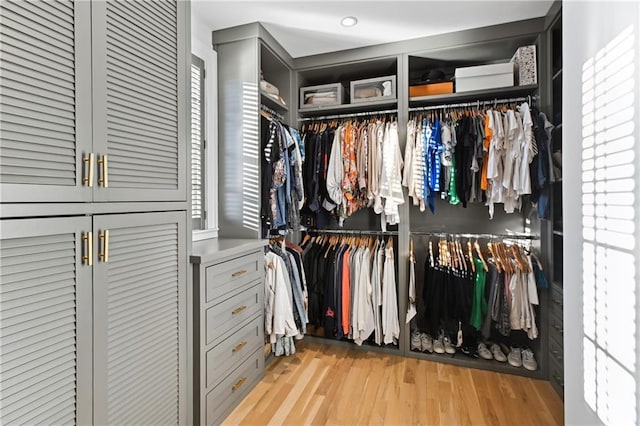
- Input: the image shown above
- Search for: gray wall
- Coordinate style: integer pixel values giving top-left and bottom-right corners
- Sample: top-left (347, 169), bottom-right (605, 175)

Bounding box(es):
top-left (564, 2), bottom-right (640, 425)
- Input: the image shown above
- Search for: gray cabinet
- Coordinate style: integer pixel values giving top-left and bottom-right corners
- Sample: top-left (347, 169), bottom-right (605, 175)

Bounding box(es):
top-left (0, 217), bottom-right (93, 425)
top-left (0, 0), bottom-right (92, 203)
top-left (191, 239), bottom-right (266, 426)
top-left (0, 212), bottom-right (188, 425)
top-left (0, 0), bottom-right (188, 203)
top-left (91, 0), bottom-right (188, 202)
top-left (0, 0), bottom-right (190, 424)
top-left (92, 211), bottom-right (187, 425)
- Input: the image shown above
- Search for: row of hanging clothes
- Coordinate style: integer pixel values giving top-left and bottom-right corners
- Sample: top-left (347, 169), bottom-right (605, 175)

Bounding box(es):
top-left (403, 99), bottom-right (555, 219)
top-left (264, 236), bottom-right (309, 356)
top-left (260, 107), bottom-right (306, 236)
top-left (406, 233), bottom-right (548, 356)
top-left (299, 113), bottom-right (404, 231)
top-left (300, 231), bottom-right (400, 346)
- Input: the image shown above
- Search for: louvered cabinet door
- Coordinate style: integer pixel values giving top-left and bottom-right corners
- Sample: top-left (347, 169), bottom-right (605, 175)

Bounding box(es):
top-left (92, 211), bottom-right (187, 425)
top-left (0, 216), bottom-right (92, 425)
top-left (91, 0), bottom-right (188, 202)
top-left (0, 1), bottom-right (92, 202)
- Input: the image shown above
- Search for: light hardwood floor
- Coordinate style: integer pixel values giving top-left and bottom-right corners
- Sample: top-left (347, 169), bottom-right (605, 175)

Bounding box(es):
top-left (222, 341), bottom-right (564, 426)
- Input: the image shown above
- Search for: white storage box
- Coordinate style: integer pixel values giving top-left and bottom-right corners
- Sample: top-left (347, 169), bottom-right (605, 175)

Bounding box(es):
top-left (454, 63), bottom-right (514, 92)
top-left (350, 75), bottom-right (396, 103)
top-left (300, 83), bottom-right (344, 109)
top-left (511, 45), bottom-right (537, 85)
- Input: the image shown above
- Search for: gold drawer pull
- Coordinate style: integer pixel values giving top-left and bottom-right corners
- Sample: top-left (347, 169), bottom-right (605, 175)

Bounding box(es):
top-left (82, 153), bottom-right (94, 187)
top-left (82, 231), bottom-right (93, 266)
top-left (98, 154), bottom-right (108, 187)
top-left (231, 269), bottom-right (247, 278)
top-left (99, 230), bottom-right (109, 263)
top-left (232, 341), bottom-right (248, 353)
top-left (232, 377), bottom-right (247, 392)
top-left (232, 305), bottom-right (247, 315)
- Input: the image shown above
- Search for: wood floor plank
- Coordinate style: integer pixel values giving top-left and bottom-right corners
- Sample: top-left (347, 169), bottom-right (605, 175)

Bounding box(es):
top-left (221, 341), bottom-right (564, 426)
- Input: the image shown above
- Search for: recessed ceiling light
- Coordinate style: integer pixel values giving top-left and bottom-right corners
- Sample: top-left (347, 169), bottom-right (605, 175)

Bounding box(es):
top-left (341, 16), bottom-right (358, 27)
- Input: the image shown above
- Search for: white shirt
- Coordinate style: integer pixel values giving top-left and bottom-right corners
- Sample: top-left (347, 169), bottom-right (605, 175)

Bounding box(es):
top-left (264, 252), bottom-right (298, 344)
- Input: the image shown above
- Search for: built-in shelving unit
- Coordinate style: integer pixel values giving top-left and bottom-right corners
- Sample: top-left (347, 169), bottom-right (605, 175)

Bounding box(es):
top-left (409, 84), bottom-right (538, 105)
top-left (297, 98), bottom-right (397, 116)
top-left (546, 5), bottom-right (564, 398)
top-left (261, 91), bottom-right (289, 111)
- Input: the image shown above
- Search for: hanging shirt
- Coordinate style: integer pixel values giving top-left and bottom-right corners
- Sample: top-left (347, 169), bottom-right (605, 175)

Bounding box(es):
top-left (382, 243), bottom-right (400, 345)
top-left (379, 122), bottom-right (405, 227)
top-left (264, 251), bottom-right (298, 344)
top-left (406, 248), bottom-right (417, 323)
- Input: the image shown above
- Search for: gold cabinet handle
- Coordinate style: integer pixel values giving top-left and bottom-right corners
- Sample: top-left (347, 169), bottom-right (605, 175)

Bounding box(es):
top-left (231, 305), bottom-right (247, 315)
top-left (231, 269), bottom-right (247, 278)
top-left (232, 341), bottom-right (248, 353)
top-left (82, 153), bottom-right (94, 187)
top-left (232, 377), bottom-right (247, 392)
top-left (82, 231), bottom-right (93, 266)
top-left (99, 230), bottom-right (109, 263)
top-left (98, 154), bottom-right (109, 187)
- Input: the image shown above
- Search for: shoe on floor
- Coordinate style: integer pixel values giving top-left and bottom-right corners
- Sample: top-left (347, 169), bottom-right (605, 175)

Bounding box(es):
top-left (522, 348), bottom-right (538, 371)
top-left (443, 336), bottom-right (456, 354)
top-left (478, 343), bottom-right (493, 360)
top-left (460, 346), bottom-right (479, 358)
top-left (491, 344), bottom-right (507, 362)
top-left (433, 337), bottom-right (445, 354)
top-left (508, 346), bottom-right (522, 367)
top-left (420, 333), bottom-right (433, 353)
top-left (410, 330), bottom-right (421, 351)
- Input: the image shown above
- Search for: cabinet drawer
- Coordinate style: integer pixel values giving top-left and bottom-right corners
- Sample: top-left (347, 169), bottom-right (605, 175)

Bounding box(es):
top-left (206, 348), bottom-right (264, 425)
top-left (549, 335), bottom-right (564, 365)
top-left (206, 251), bottom-right (263, 303)
top-left (207, 315), bottom-right (263, 388)
top-left (549, 355), bottom-right (564, 397)
top-left (206, 282), bottom-right (263, 345)
top-left (550, 283), bottom-right (563, 317)
top-left (550, 311), bottom-right (564, 340)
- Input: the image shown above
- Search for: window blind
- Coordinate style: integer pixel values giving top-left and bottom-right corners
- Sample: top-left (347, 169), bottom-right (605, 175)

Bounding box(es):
top-left (191, 55), bottom-right (205, 229)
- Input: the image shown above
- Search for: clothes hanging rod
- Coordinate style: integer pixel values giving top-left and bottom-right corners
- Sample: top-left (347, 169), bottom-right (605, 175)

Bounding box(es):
top-left (408, 95), bottom-right (537, 112)
top-left (409, 231), bottom-right (539, 240)
top-left (260, 104), bottom-right (285, 121)
top-left (297, 108), bottom-right (398, 122)
top-left (307, 229), bottom-right (398, 236)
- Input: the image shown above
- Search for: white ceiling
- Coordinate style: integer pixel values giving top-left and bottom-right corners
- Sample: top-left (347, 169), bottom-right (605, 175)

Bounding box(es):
top-left (191, 0), bottom-right (554, 58)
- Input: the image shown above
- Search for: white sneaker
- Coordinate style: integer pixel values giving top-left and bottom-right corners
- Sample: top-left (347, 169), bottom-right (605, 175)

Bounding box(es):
top-left (522, 348), bottom-right (538, 371)
top-left (433, 337), bottom-right (445, 354)
top-left (508, 347), bottom-right (522, 367)
top-left (478, 343), bottom-right (493, 360)
top-left (491, 344), bottom-right (507, 362)
top-left (410, 331), bottom-right (421, 351)
top-left (443, 337), bottom-right (456, 354)
top-left (420, 333), bottom-right (433, 353)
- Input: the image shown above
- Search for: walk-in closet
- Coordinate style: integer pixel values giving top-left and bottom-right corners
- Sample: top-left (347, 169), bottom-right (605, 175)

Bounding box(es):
top-left (1, 1), bottom-right (639, 425)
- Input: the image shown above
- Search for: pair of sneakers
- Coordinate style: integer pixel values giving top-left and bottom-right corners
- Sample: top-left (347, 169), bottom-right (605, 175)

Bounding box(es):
top-left (507, 346), bottom-right (538, 371)
top-left (410, 331), bottom-right (433, 353)
top-left (434, 336), bottom-right (456, 354)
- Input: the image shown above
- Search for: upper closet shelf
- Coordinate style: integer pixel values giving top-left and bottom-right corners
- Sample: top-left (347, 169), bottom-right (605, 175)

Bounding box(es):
top-left (409, 84), bottom-right (538, 106)
top-left (298, 98), bottom-right (397, 116)
top-left (261, 91), bottom-right (289, 111)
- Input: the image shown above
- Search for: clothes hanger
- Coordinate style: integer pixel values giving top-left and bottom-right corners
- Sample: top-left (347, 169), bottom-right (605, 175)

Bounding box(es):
top-left (429, 240), bottom-right (435, 268)
top-left (474, 239), bottom-right (489, 272)
top-left (467, 240), bottom-right (476, 273)
top-left (486, 240), bottom-right (501, 272)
